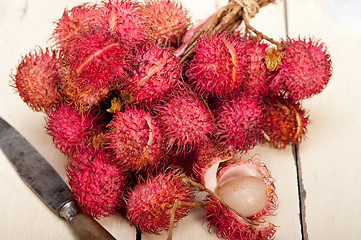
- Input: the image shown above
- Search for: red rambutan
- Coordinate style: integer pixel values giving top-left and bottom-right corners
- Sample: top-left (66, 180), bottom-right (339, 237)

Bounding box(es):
top-left (67, 145), bottom-right (127, 219)
top-left (126, 168), bottom-right (194, 234)
top-left (106, 107), bottom-right (164, 171)
top-left (140, 0), bottom-right (191, 48)
top-left (186, 33), bottom-right (245, 96)
top-left (126, 44), bottom-right (182, 105)
top-left (46, 102), bottom-right (102, 155)
top-left (11, 47), bottom-right (61, 113)
top-left (155, 87), bottom-right (215, 153)
top-left (186, 33), bottom-right (268, 96)
top-left (269, 36), bottom-right (332, 100)
top-left (262, 94), bottom-right (309, 149)
top-left (214, 94), bottom-right (264, 151)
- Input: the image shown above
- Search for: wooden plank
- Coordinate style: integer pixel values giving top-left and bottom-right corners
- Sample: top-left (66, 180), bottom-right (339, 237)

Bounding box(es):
top-left (286, 0), bottom-right (361, 239)
top-left (0, 0), bottom-right (301, 239)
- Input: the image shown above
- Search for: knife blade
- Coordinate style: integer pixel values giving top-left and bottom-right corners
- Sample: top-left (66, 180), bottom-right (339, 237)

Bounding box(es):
top-left (0, 116), bottom-right (116, 240)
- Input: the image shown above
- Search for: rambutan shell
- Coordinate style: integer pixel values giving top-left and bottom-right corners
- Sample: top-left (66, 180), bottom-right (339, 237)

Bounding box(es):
top-left (45, 102), bottom-right (102, 155)
top-left (155, 87), bottom-right (215, 153)
top-left (262, 94), bottom-right (309, 148)
top-left (106, 107), bottom-right (164, 171)
top-left (126, 168), bottom-right (194, 234)
top-left (11, 47), bottom-right (61, 113)
top-left (127, 44), bottom-right (182, 105)
top-left (140, 0), bottom-right (191, 48)
top-left (213, 94), bottom-right (264, 151)
top-left (270, 36), bottom-right (332, 100)
top-left (66, 145), bottom-right (127, 219)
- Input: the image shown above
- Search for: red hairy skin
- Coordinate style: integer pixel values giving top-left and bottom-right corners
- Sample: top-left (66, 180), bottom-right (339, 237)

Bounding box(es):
top-left (126, 168), bottom-right (194, 234)
top-left (127, 44), bottom-right (182, 105)
top-left (186, 33), bottom-right (245, 97)
top-left (192, 139), bottom-right (234, 183)
top-left (262, 94), bottom-right (309, 148)
top-left (106, 107), bottom-right (164, 171)
top-left (67, 145), bottom-right (127, 219)
top-left (155, 87), bottom-right (215, 153)
top-left (11, 47), bottom-right (61, 113)
top-left (186, 33), bottom-right (268, 97)
top-left (141, 0), bottom-right (191, 48)
top-left (214, 94), bottom-right (264, 151)
top-left (46, 102), bottom-right (102, 156)
top-left (204, 195), bottom-right (276, 240)
top-left (269, 36), bottom-right (332, 100)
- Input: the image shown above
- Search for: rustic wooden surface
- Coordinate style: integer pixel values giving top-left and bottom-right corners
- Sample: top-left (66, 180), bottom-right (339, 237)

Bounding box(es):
top-left (0, 0), bottom-right (360, 239)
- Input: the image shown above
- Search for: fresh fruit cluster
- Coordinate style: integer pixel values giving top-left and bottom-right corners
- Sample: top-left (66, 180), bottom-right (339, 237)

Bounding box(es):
top-left (11, 0), bottom-right (332, 239)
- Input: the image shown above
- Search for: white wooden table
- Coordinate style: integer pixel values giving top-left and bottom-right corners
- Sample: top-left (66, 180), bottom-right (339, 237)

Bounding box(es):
top-left (1, 0), bottom-right (360, 239)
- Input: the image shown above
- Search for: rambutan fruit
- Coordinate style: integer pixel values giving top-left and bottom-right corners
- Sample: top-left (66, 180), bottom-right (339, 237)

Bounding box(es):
top-left (51, 3), bottom-right (99, 52)
top-left (126, 44), bottom-right (182, 105)
top-left (203, 158), bottom-right (277, 240)
top-left (213, 94), bottom-right (264, 151)
top-left (97, 0), bottom-right (149, 47)
top-left (269, 36), bottom-right (332, 100)
top-left (126, 168), bottom-right (194, 234)
top-left (262, 94), bottom-right (309, 149)
top-left (67, 145), bottom-right (127, 219)
top-left (186, 33), bottom-right (245, 97)
top-left (11, 47), bottom-right (61, 113)
top-left (106, 107), bottom-right (164, 171)
top-left (186, 33), bottom-right (268, 96)
top-left (140, 0), bottom-right (191, 49)
top-left (155, 87), bottom-right (215, 153)
top-left (45, 102), bottom-right (102, 155)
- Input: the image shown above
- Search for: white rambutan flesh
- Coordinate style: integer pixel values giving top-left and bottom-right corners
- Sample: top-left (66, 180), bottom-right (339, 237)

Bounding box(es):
top-left (216, 175), bottom-right (268, 218)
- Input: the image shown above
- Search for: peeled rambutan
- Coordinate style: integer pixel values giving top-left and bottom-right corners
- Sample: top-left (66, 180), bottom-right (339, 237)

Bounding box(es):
top-left (126, 44), bottom-right (182, 105)
top-left (214, 94), bottom-right (264, 151)
top-left (203, 158), bottom-right (277, 240)
top-left (67, 145), bottom-right (127, 219)
top-left (262, 94), bottom-right (309, 149)
top-left (46, 102), bottom-right (102, 155)
top-left (155, 87), bottom-right (215, 153)
top-left (106, 107), bottom-right (164, 171)
top-left (269, 36), bottom-right (332, 100)
top-left (140, 0), bottom-right (191, 48)
top-left (126, 168), bottom-right (194, 234)
top-left (11, 47), bottom-right (61, 113)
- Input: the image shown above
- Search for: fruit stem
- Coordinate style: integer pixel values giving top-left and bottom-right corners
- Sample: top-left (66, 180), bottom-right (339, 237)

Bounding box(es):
top-left (243, 18), bottom-right (284, 51)
top-left (167, 200), bottom-right (206, 240)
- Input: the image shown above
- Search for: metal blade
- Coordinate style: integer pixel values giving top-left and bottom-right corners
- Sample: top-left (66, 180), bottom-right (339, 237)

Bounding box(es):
top-left (0, 116), bottom-right (73, 216)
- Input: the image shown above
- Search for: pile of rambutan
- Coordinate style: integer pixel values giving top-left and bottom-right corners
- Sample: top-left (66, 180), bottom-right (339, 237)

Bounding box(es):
top-left (10, 0), bottom-right (332, 239)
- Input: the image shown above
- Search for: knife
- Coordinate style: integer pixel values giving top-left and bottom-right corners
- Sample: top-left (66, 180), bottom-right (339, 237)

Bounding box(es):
top-left (0, 116), bottom-right (116, 240)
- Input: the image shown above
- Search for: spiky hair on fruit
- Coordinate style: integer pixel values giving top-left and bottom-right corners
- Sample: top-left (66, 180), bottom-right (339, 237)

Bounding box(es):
top-left (203, 158), bottom-right (277, 240)
top-left (126, 168), bottom-right (194, 234)
top-left (262, 93), bottom-right (309, 148)
top-left (140, 0), bottom-right (191, 48)
top-left (126, 43), bottom-right (182, 105)
top-left (155, 87), bottom-right (215, 153)
top-left (213, 93), bottom-right (264, 152)
top-left (45, 102), bottom-right (102, 155)
top-left (269, 36), bottom-right (332, 100)
top-left (11, 47), bottom-right (61, 113)
top-left (105, 107), bottom-right (164, 171)
top-left (67, 145), bottom-right (127, 219)
top-left (186, 33), bottom-right (245, 97)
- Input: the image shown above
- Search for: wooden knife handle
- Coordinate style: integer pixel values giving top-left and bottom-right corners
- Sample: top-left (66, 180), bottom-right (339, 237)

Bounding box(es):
top-left (70, 213), bottom-right (116, 240)
top-left (59, 200), bottom-right (116, 240)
